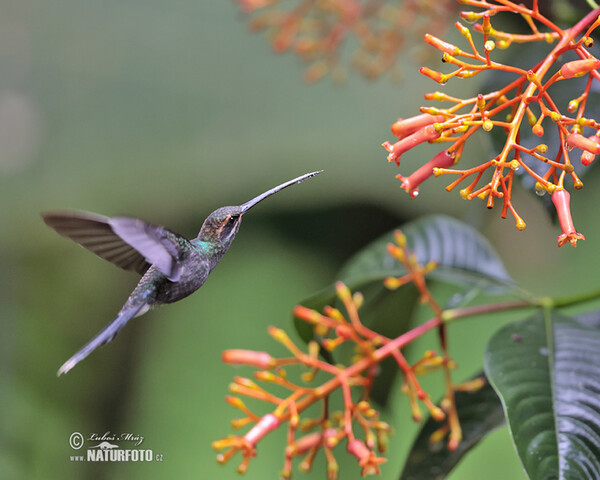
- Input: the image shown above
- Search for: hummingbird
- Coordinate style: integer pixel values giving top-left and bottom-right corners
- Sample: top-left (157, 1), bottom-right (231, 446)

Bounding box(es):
top-left (43, 170), bottom-right (321, 376)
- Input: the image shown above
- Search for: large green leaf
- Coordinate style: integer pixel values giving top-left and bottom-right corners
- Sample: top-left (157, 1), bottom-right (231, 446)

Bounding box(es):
top-left (485, 311), bottom-right (600, 479)
top-left (338, 214), bottom-right (512, 288)
top-left (400, 374), bottom-right (505, 480)
top-left (294, 215), bottom-right (513, 406)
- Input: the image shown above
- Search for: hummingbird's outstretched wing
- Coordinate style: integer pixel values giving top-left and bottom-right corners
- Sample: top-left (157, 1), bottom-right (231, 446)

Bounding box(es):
top-left (57, 291), bottom-right (152, 376)
top-left (42, 211), bottom-right (188, 281)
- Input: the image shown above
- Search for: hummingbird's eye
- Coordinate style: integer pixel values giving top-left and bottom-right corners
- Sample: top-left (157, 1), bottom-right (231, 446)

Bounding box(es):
top-left (228, 216), bottom-right (237, 225)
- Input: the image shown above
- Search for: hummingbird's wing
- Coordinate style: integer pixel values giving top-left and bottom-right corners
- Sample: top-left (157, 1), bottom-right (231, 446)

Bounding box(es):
top-left (42, 211), bottom-right (188, 281)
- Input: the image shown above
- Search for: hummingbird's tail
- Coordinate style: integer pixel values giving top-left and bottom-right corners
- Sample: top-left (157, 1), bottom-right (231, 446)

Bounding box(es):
top-left (57, 299), bottom-right (150, 376)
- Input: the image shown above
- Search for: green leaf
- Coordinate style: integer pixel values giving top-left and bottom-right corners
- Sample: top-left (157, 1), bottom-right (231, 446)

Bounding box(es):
top-left (294, 215), bottom-right (513, 406)
top-left (338, 214), bottom-right (513, 289)
top-left (484, 311), bottom-right (600, 479)
top-left (400, 374), bottom-right (506, 480)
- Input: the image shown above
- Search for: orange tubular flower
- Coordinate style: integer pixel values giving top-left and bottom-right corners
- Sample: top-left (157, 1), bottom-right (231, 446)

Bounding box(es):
top-left (552, 189), bottom-right (585, 247)
top-left (391, 114), bottom-right (446, 140)
top-left (382, 124), bottom-right (442, 166)
top-left (566, 132), bottom-right (600, 155)
top-left (397, 150), bottom-right (455, 198)
top-left (581, 133), bottom-right (600, 166)
top-left (222, 349), bottom-right (277, 369)
top-left (560, 58), bottom-right (600, 79)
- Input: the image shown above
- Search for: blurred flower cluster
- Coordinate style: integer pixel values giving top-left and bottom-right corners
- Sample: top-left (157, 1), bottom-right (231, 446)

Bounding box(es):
top-left (232, 0), bottom-right (455, 82)
top-left (383, 0), bottom-right (600, 247)
top-left (214, 231), bottom-right (482, 478)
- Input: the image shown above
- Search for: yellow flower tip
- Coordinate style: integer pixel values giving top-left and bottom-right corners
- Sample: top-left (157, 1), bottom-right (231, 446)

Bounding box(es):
top-left (574, 179), bottom-right (584, 190)
top-left (290, 414), bottom-right (300, 429)
top-left (212, 438), bottom-right (232, 451)
top-left (526, 71), bottom-right (537, 82)
top-left (455, 377), bottom-right (486, 392)
top-left (394, 230), bottom-right (407, 247)
top-left (431, 406), bottom-right (446, 421)
top-left (314, 324), bottom-right (329, 336)
top-left (456, 21), bottom-right (470, 37)
top-left (268, 326), bottom-right (288, 343)
top-left (226, 395), bottom-right (244, 408)
top-left (459, 188), bottom-right (470, 199)
top-left (563, 164), bottom-right (574, 174)
top-left (440, 397), bottom-right (452, 412)
top-left (299, 460), bottom-right (311, 473)
top-left (412, 411), bottom-right (423, 422)
top-left (509, 159), bottom-right (520, 171)
top-left (425, 261), bottom-right (437, 272)
top-left (535, 182), bottom-right (546, 196)
top-left (327, 463), bottom-right (339, 480)
top-left (334, 281), bottom-right (351, 301)
top-left (477, 191), bottom-right (487, 201)
top-left (231, 418), bottom-right (249, 429)
top-left (236, 462), bottom-right (249, 474)
top-left (482, 119), bottom-right (493, 131)
top-left (280, 468), bottom-right (292, 479)
top-left (301, 371), bottom-right (315, 383)
top-left (532, 124), bottom-right (544, 137)
top-left (429, 427), bottom-right (448, 445)
top-left (516, 218), bottom-right (526, 231)
top-left (484, 40), bottom-right (495, 52)
top-left (550, 111), bottom-right (562, 122)
top-left (254, 370), bottom-right (275, 382)
top-left (568, 100), bottom-right (579, 113)
top-left (327, 436), bottom-right (338, 448)
top-left (536, 143), bottom-right (548, 153)
top-left (497, 39), bottom-right (510, 49)
top-left (352, 291), bottom-right (364, 309)
top-left (216, 453), bottom-right (227, 464)
top-left (462, 11), bottom-right (478, 23)
top-left (324, 305), bottom-right (343, 321)
top-left (365, 408), bottom-right (378, 418)
top-left (383, 277), bottom-right (400, 290)
top-left (546, 183), bottom-right (558, 194)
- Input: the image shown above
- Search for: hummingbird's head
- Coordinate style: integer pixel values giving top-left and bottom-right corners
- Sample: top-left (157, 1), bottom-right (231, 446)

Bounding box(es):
top-left (197, 171), bottom-right (322, 247)
top-left (200, 205), bottom-right (244, 247)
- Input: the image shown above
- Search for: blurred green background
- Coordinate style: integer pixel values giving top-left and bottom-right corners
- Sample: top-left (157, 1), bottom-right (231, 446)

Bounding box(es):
top-left (2, 1), bottom-right (600, 479)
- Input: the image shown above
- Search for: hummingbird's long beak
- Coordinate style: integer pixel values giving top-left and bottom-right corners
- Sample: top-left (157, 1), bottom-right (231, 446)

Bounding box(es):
top-left (240, 170), bottom-right (322, 214)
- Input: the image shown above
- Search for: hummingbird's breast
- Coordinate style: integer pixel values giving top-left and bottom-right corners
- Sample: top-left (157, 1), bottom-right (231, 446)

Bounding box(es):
top-left (153, 247), bottom-right (212, 304)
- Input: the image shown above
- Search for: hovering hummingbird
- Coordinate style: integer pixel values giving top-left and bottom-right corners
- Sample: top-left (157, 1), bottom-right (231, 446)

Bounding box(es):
top-left (43, 171), bottom-right (322, 376)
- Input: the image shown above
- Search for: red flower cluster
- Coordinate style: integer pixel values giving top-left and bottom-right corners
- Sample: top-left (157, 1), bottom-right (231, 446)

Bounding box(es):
top-left (383, 0), bottom-right (600, 247)
top-left (214, 231), bottom-right (481, 478)
top-left (232, 0), bottom-right (455, 82)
